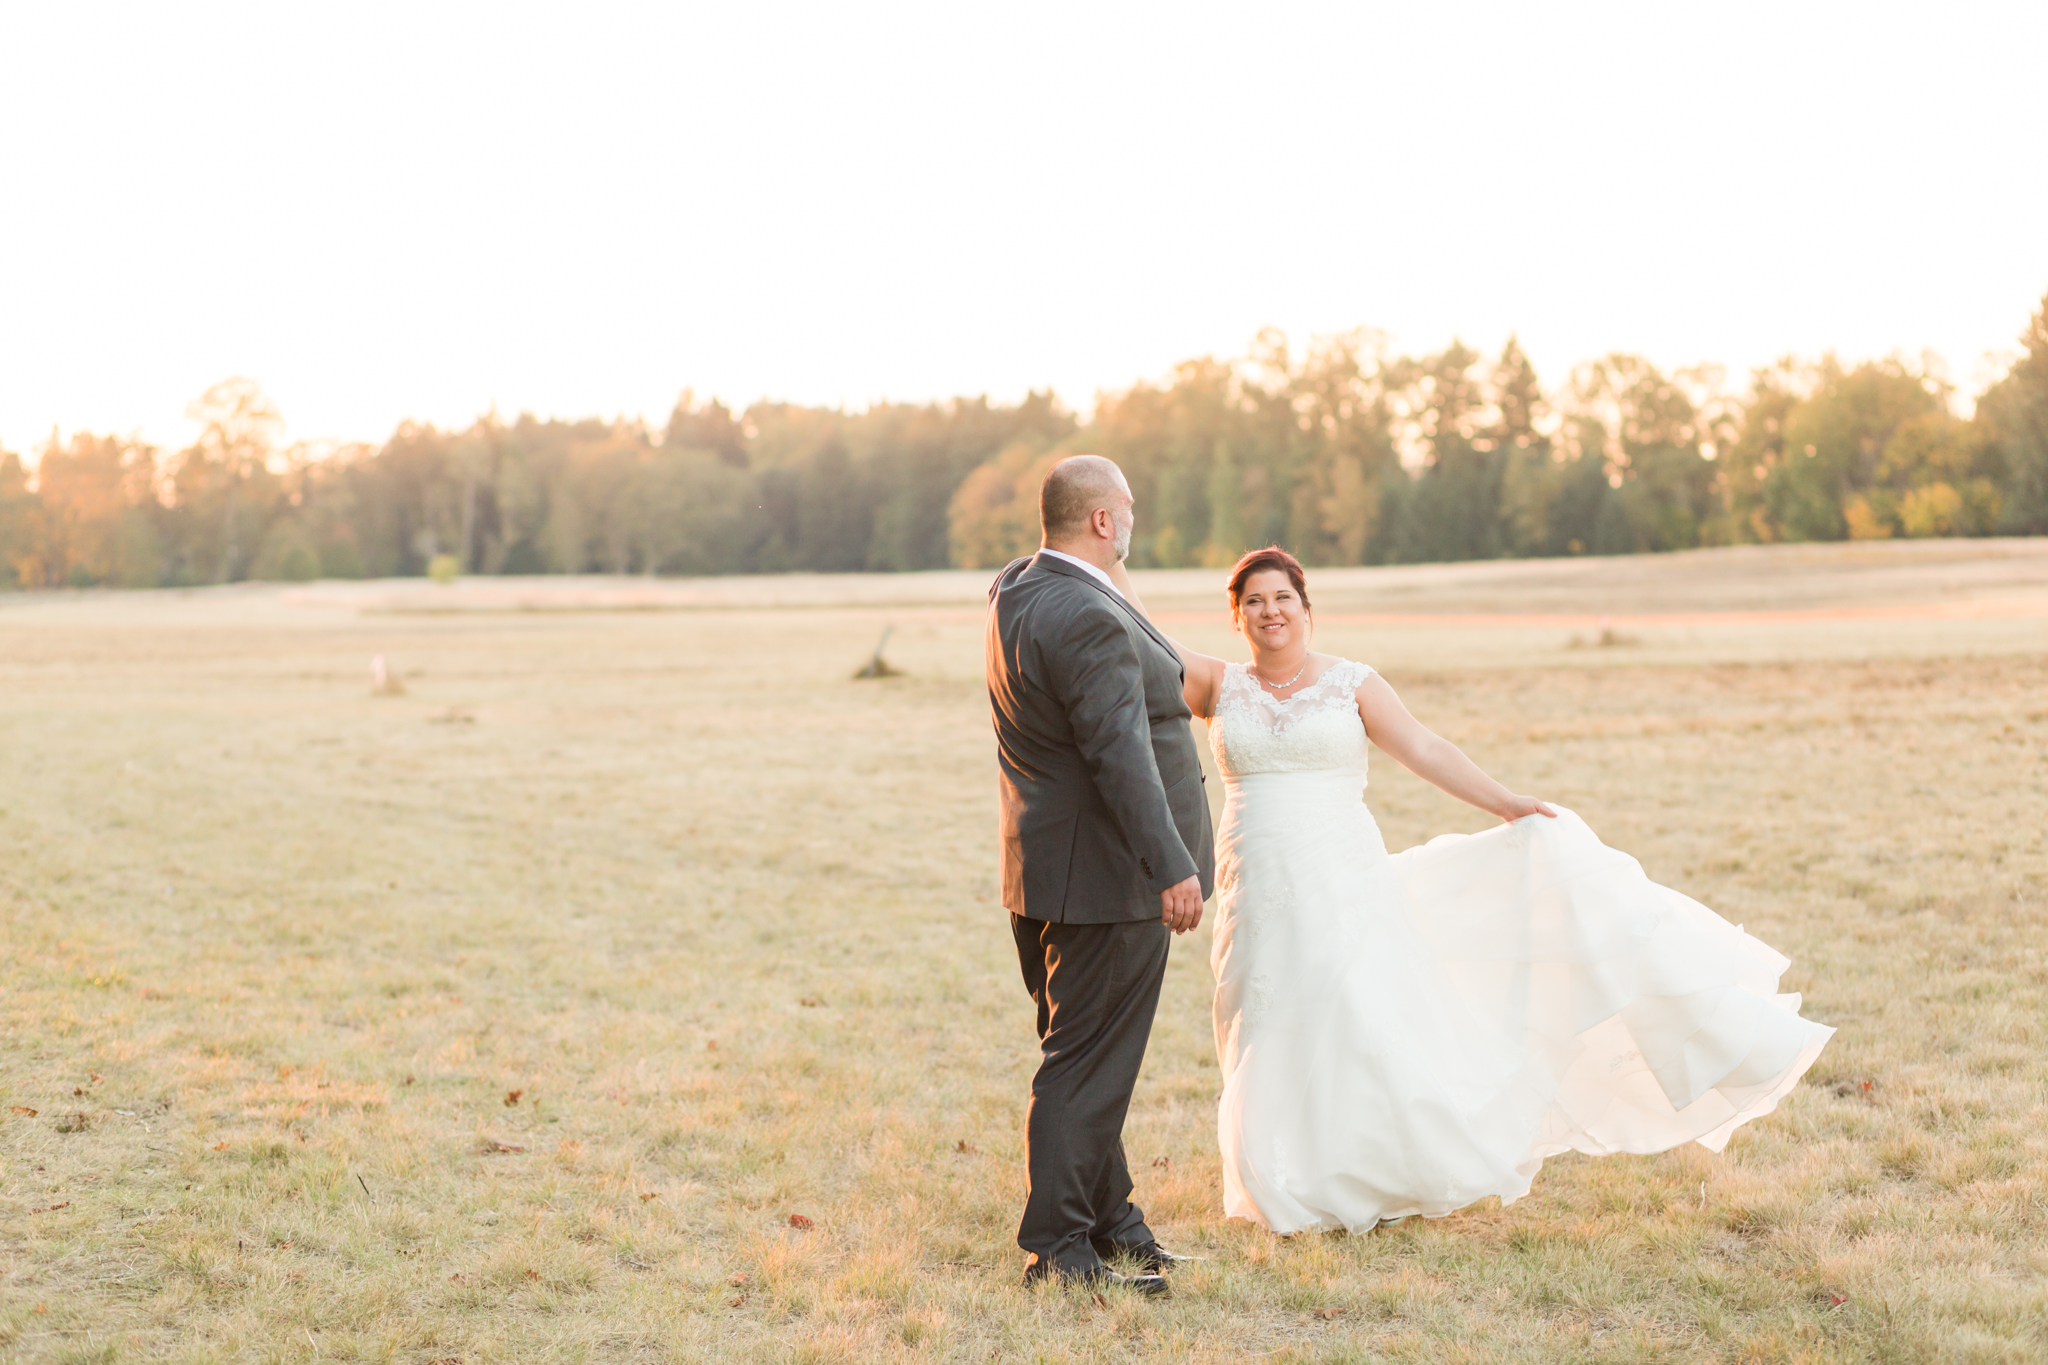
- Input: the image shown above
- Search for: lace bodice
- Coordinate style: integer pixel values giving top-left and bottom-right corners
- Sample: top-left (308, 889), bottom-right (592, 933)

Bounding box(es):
top-left (1208, 658), bottom-right (1375, 778)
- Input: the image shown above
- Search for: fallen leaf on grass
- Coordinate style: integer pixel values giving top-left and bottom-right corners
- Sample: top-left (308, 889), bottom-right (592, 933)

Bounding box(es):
top-left (9, 1106), bottom-right (35, 1117)
top-left (706, 1040), bottom-right (718, 1051)
top-left (89, 1071), bottom-right (103, 1084)
top-left (503, 1089), bottom-right (523, 1107)
top-left (728, 1296), bottom-right (745, 1308)
top-left (402, 1074), bottom-right (417, 1086)
top-left (524, 1268), bottom-right (540, 1281)
top-left (728, 1273), bottom-right (749, 1287)
top-left (787, 1213), bottom-right (814, 1231)
top-left (799, 996), bottom-right (824, 1007)
top-left (73, 1087), bottom-right (85, 1097)
top-left (639, 1192), bottom-right (660, 1202)
top-left (481, 1140), bottom-right (526, 1154)
top-left (32, 1202), bottom-right (71, 1214)
top-left (1828, 1293), bottom-right (1850, 1307)
top-left (1151, 1156), bottom-right (1172, 1168)
top-left (55, 1113), bottom-right (91, 1133)
top-left (1314, 1307), bottom-right (1344, 1320)
top-left (449, 1274), bottom-right (467, 1284)
top-left (955, 1139), bottom-right (977, 1154)
top-left (212, 1142), bottom-right (229, 1151)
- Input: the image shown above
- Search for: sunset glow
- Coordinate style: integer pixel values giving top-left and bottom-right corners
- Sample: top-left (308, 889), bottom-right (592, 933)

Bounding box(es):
top-left (4, 1), bottom-right (2045, 453)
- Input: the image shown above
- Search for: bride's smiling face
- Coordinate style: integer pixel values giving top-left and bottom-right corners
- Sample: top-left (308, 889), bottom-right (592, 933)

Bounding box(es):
top-left (1234, 569), bottom-right (1309, 656)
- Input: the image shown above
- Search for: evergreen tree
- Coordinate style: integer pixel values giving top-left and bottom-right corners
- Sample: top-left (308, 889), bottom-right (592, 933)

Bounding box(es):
top-left (1981, 291), bottom-right (2048, 534)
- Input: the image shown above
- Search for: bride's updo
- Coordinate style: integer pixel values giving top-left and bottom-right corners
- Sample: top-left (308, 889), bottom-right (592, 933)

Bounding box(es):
top-left (1226, 545), bottom-right (1311, 617)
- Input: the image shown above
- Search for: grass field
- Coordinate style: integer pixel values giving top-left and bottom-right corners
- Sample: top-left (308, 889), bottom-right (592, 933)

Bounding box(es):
top-left (3, 539), bottom-right (2046, 1364)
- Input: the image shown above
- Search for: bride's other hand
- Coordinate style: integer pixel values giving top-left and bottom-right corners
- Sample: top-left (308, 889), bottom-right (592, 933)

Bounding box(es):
top-left (1104, 558), bottom-right (1228, 719)
top-left (1106, 557), bottom-right (1142, 610)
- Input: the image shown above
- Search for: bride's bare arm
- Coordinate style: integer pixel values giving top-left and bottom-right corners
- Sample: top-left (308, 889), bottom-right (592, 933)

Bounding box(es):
top-left (1355, 673), bottom-right (1555, 823)
top-left (1107, 559), bottom-right (1227, 718)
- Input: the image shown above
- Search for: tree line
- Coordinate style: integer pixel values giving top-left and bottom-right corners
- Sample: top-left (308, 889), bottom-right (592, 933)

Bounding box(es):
top-left (4, 292), bottom-right (2045, 589)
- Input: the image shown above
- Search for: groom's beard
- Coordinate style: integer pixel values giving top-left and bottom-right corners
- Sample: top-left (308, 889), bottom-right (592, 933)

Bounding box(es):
top-left (1114, 519), bottom-right (1133, 562)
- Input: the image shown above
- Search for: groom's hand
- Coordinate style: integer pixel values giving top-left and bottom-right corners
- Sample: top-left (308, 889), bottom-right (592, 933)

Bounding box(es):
top-left (1161, 876), bottom-right (1204, 934)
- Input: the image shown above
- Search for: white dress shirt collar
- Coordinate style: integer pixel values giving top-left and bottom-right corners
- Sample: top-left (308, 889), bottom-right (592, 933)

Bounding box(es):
top-left (1037, 547), bottom-right (1123, 599)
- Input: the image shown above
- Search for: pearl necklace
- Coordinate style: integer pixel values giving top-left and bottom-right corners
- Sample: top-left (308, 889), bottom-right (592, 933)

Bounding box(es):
top-left (1255, 658), bottom-right (1309, 692)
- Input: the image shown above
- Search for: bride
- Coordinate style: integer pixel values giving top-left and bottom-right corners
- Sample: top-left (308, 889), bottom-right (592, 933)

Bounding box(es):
top-left (1113, 545), bottom-right (1833, 1234)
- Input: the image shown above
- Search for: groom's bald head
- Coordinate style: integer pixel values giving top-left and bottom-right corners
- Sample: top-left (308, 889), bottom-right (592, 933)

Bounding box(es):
top-left (1039, 455), bottom-right (1129, 543)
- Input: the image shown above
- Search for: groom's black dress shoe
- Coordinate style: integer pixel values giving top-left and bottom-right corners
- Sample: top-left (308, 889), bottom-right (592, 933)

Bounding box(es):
top-left (1097, 1240), bottom-right (1193, 1275)
top-left (1022, 1264), bottom-right (1170, 1297)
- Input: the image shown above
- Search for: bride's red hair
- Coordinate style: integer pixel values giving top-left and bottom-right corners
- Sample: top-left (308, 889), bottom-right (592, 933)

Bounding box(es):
top-left (1226, 546), bottom-right (1311, 617)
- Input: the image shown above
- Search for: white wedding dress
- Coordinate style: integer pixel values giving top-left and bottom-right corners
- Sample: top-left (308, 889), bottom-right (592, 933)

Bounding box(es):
top-left (1208, 659), bottom-right (1834, 1234)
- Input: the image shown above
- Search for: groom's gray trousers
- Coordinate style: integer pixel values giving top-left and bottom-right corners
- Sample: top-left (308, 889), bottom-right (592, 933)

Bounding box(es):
top-left (1012, 912), bottom-right (1169, 1276)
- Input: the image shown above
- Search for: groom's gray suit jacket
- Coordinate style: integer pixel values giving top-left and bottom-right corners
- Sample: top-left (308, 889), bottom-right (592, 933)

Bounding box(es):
top-left (986, 552), bottom-right (1216, 923)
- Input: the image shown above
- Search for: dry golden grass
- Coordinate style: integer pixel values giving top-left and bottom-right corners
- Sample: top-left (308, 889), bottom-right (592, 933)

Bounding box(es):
top-left (2, 540), bottom-right (2045, 1364)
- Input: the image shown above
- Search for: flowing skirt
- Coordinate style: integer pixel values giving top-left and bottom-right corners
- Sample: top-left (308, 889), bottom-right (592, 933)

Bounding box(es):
top-left (1211, 771), bottom-right (1833, 1234)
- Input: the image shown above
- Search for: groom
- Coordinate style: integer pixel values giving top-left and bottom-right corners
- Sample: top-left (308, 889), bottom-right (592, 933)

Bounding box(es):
top-left (984, 455), bottom-right (1215, 1294)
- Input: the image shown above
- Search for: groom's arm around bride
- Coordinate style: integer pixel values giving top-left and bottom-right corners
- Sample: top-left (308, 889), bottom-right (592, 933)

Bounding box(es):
top-left (984, 455), bottom-right (1215, 1292)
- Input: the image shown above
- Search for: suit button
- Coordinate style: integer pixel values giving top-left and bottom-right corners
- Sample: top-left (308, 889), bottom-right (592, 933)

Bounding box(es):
top-left (1140, 858), bottom-right (1153, 878)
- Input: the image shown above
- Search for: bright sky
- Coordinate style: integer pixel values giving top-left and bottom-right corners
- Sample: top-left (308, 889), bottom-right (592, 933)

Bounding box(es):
top-left (3, 2), bottom-right (2044, 457)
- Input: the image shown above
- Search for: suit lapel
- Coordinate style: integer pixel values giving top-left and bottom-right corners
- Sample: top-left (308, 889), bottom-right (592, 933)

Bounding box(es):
top-left (1031, 552), bottom-right (1183, 669)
